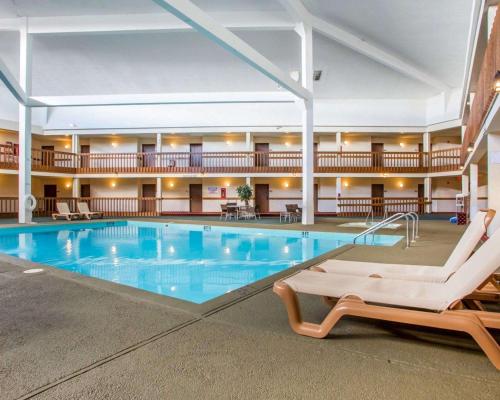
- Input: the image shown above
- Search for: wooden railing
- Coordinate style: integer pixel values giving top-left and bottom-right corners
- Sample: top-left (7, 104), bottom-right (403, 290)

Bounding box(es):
top-left (337, 197), bottom-right (428, 216)
top-left (462, 6), bottom-right (500, 161)
top-left (0, 148), bottom-right (461, 174)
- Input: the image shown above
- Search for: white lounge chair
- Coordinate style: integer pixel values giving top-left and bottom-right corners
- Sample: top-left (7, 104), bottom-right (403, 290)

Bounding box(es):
top-left (52, 202), bottom-right (82, 221)
top-left (77, 201), bottom-right (104, 220)
top-left (274, 226), bottom-right (500, 369)
top-left (314, 209), bottom-right (496, 283)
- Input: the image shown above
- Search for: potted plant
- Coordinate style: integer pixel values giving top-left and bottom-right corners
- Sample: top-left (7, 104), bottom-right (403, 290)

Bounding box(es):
top-left (236, 184), bottom-right (253, 206)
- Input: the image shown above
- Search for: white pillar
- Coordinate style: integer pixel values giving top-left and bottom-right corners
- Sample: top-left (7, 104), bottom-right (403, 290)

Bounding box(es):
top-left (156, 178), bottom-right (162, 198)
top-left (18, 23), bottom-right (33, 224)
top-left (298, 22), bottom-right (314, 225)
top-left (422, 131), bottom-right (430, 152)
top-left (71, 134), bottom-right (79, 153)
top-left (488, 6), bottom-right (498, 38)
top-left (245, 132), bottom-right (252, 185)
top-left (487, 132), bottom-right (500, 233)
top-left (470, 163), bottom-right (479, 218)
top-left (424, 177), bottom-right (432, 213)
top-left (335, 132), bottom-right (342, 151)
top-left (461, 174), bottom-right (469, 196)
top-left (72, 178), bottom-right (80, 198)
top-left (156, 133), bottom-right (162, 151)
top-left (334, 177), bottom-right (342, 214)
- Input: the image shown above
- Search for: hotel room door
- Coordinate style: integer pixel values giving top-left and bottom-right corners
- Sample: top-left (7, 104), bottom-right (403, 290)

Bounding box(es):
top-left (41, 145), bottom-right (55, 167)
top-left (371, 143), bottom-right (384, 168)
top-left (190, 184), bottom-right (203, 213)
top-left (141, 184), bottom-right (156, 212)
top-left (371, 184), bottom-right (384, 216)
top-left (141, 144), bottom-right (156, 168)
top-left (80, 145), bottom-right (90, 168)
top-left (255, 184), bottom-right (269, 214)
top-left (418, 184), bottom-right (425, 214)
top-left (254, 143), bottom-right (269, 167)
top-left (44, 184), bottom-right (57, 213)
top-left (189, 144), bottom-right (203, 168)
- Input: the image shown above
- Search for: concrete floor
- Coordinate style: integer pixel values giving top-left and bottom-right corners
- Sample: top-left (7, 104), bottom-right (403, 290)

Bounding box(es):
top-left (0, 217), bottom-right (499, 399)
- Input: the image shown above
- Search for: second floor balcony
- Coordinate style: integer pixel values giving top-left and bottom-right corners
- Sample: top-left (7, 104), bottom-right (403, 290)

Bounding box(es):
top-left (0, 145), bottom-right (461, 175)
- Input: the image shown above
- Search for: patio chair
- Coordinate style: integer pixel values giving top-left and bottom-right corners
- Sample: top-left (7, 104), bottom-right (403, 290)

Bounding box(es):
top-left (77, 201), bottom-right (104, 220)
top-left (220, 204), bottom-right (228, 220)
top-left (52, 202), bottom-right (82, 221)
top-left (273, 226), bottom-right (500, 369)
top-left (240, 206), bottom-right (257, 220)
top-left (286, 204), bottom-right (301, 222)
top-left (314, 209), bottom-right (496, 284)
top-left (224, 204), bottom-right (238, 220)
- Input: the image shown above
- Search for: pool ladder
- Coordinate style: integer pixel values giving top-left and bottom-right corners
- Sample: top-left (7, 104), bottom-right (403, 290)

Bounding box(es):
top-left (353, 212), bottom-right (419, 248)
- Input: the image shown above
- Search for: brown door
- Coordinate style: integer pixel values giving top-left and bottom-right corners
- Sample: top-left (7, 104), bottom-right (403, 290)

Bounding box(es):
top-left (189, 144), bottom-right (203, 168)
top-left (80, 145), bottom-right (90, 168)
top-left (314, 183), bottom-right (319, 212)
top-left (141, 144), bottom-right (156, 168)
top-left (254, 184), bottom-right (269, 214)
top-left (418, 184), bottom-right (425, 214)
top-left (189, 184), bottom-right (203, 212)
top-left (371, 184), bottom-right (384, 216)
top-left (314, 143), bottom-right (318, 170)
top-left (141, 184), bottom-right (157, 212)
top-left (81, 184), bottom-right (91, 198)
top-left (254, 143), bottom-right (269, 167)
top-left (371, 143), bottom-right (384, 169)
top-left (44, 184), bottom-right (57, 214)
top-left (41, 145), bottom-right (55, 167)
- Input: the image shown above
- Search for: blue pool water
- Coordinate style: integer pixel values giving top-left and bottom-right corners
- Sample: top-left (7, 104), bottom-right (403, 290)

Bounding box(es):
top-left (0, 221), bottom-right (401, 304)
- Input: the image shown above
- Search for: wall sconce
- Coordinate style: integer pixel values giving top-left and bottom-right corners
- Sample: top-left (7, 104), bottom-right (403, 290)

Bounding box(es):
top-left (343, 182), bottom-right (349, 188)
top-left (170, 142), bottom-right (176, 148)
top-left (226, 140), bottom-right (232, 145)
top-left (399, 142), bottom-right (405, 148)
top-left (225, 181), bottom-right (230, 187)
top-left (283, 181), bottom-right (289, 188)
top-left (111, 181), bottom-right (116, 188)
top-left (64, 144), bottom-right (70, 149)
top-left (65, 182), bottom-right (71, 188)
top-left (467, 143), bottom-right (474, 152)
top-left (169, 182), bottom-right (175, 188)
top-left (343, 140), bottom-right (350, 146)
top-left (285, 141), bottom-right (291, 147)
top-left (398, 182), bottom-right (404, 188)
top-left (111, 142), bottom-right (118, 148)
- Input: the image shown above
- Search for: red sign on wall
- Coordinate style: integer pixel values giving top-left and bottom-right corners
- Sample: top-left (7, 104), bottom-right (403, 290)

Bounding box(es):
top-left (221, 187), bottom-right (226, 199)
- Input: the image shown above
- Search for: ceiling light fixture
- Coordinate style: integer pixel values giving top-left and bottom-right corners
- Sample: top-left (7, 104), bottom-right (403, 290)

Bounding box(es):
top-left (467, 143), bottom-right (474, 152)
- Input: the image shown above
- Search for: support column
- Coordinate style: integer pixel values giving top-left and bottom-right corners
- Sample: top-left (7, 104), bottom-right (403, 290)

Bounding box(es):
top-left (334, 177), bottom-right (342, 214)
top-left (470, 163), bottom-right (479, 218)
top-left (72, 178), bottom-right (80, 198)
top-left (424, 177), bottom-right (432, 213)
top-left (245, 132), bottom-right (252, 186)
top-left (18, 23), bottom-right (33, 224)
top-left (335, 132), bottom-right (342, 151)
top-left (461, 174), bottom-right (469, 196)
top-left (298, 22), bottom-right (314, 225)
top-left (156, 178), bottom-right (162, 198)
top-left (487, 132), bottom-right (500, 233)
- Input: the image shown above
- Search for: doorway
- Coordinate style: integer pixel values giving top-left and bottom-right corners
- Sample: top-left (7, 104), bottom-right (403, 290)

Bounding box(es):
top-left (254, 143), bottom-right (269, 167)
top-left (189, 144), bottom-right (203, 168)
top-left (189, 184), bottom-right (203, 213)
top-left (141, 144), bottom-right (156, 168)
top-left (254, 184), bottom-right (269, 214)
top-left (80, 144), bottom-right (90, 168)
top-left (44, 184), bottom-right (58, 213)
top-left (418, 183), bottom-right (425, 214)
top-left (371, 184), bottom-right (384, 216)
top-left (371, 143), bottom-right (384, 168)
top-left (141, 183), bottom-right (157, 212)
top-left (81, 184), bottom-right (91, 198)
top-left (41, 145), bottom-right (55, 167)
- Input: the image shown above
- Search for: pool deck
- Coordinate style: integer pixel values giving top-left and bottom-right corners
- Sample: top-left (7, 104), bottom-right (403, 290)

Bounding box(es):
top-left (1, 217), bottom-right (499, 399)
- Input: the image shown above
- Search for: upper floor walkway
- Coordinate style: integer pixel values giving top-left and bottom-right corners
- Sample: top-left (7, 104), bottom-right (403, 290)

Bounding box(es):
top-left (0, 145), bottom-right (461, 175)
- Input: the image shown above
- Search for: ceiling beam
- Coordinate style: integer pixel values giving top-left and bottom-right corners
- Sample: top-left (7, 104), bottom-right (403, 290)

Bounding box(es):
top-left (27, 92), bottom-right (296, 108)
top-left (0, 12), bottom-right (294, 34)
top-left (278, 0), bottom-right (449, 91)
top-left (151, 0), bottom-right (311, 100)
top-left (0, 56), bottom-right (26, 104)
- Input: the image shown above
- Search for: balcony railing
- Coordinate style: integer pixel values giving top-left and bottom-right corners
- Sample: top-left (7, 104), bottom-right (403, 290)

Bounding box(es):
top-left (0, 196), bottom-right (462, 218)
top-left (462, 6), bottom-right (500, 160)
top-left (0, 146), bottom-right (461, 174)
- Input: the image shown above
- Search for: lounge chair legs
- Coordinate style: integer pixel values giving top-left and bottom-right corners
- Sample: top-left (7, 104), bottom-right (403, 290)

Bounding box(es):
top-left (273, 281), bottom-right (500, 369)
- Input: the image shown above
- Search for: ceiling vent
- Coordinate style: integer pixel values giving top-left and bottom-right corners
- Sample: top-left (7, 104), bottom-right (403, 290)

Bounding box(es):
top-left (313, 70), bottom-right (322, 81)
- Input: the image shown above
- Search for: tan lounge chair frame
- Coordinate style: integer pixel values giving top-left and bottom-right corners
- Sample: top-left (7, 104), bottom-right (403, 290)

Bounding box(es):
top-left (273, 281), bottom-right (500, 369)
top-left (77, 202), bottom-right (104, 220)
top-left (52, 202), bottom-right (81, 221)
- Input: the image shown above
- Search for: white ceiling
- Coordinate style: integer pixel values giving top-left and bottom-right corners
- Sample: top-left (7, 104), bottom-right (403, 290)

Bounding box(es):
top-left (0, 0), bottom-right (478, 126)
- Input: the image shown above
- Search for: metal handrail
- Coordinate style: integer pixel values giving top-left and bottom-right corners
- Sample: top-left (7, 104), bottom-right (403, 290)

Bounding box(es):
top-left (353, 212), bottom-right (417, 248)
